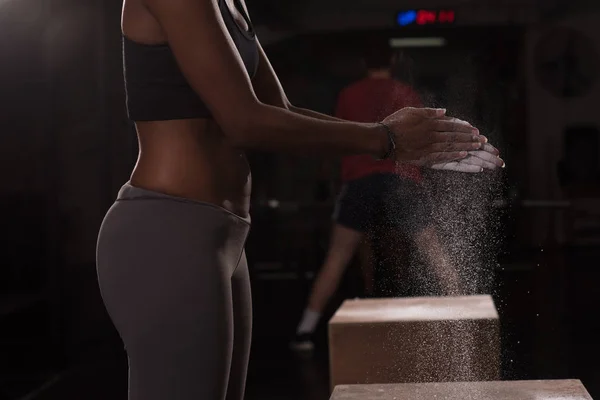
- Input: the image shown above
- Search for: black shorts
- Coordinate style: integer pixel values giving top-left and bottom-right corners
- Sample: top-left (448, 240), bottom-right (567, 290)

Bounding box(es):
top-left (332, 173), bottom-right (431, 236)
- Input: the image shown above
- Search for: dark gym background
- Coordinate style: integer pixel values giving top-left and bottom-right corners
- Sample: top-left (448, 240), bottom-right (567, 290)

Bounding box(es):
top-left (1, 0), bottom-right (599, 399)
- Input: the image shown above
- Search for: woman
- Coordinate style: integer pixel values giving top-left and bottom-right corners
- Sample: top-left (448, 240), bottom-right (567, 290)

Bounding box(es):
top-left (96, 0), bottom-right (504, 399)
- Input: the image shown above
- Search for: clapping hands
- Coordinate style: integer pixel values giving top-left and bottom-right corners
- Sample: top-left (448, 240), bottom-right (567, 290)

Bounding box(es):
top-left (431, 140), bottom-right (504, 173)
top-left (381, 108), bottom-right (504, 171)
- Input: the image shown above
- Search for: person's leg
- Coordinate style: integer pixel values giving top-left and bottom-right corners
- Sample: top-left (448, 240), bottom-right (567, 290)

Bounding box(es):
top-left (97, 184), bottom-right (250, 400)
top-left (98, 219), bottom-right (233, 399)
top-left (371, 223), bottom-right (413, 297)
top-left (375, 174), bottom-right (429, 297)
top-left (382, 176), bottom-right (464, 296)
top-left (305, 223), bottom-right (363, 314)
top-left (226, 251), bottom-right (252, 400)
top-left (359, 173), bottom-right (412, 297)
top-left (291, 223), bottom-right (363, 351)
top-left (292, 178), bottom-right (373, 348)
top-left (413, 225), bottom-right (464, 296)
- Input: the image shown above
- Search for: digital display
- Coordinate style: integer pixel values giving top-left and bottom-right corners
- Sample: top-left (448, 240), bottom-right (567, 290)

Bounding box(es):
top-left (396, 10), bottom-right (456, 26)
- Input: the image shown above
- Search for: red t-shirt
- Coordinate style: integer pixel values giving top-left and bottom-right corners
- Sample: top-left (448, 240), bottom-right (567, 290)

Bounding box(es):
top-left (335, 77), bottom-right (423, 183)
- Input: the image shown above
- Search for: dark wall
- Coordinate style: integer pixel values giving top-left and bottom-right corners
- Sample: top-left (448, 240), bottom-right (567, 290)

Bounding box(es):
top-left (1, 0), bottom-right (133, 363)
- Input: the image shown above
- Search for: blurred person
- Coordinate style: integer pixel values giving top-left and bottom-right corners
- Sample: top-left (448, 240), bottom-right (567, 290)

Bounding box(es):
top-left (290, 45), bottom-right (501, 352)
top-left (96, 2), bottom-right (504, 400)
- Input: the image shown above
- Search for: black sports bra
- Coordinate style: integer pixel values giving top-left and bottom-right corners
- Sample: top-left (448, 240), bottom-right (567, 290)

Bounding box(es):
top-left (123, 0), bottom-right (259, 121)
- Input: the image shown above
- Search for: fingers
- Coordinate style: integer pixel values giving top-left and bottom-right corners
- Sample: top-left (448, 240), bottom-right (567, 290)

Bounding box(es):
top-left (432, 119), bottom-right (479, 134)
top-left (429, 141), bottom-right (484, 153)
top-left (481, 142), bottom-right (500, 156)
top-left (431, 162), bottom-right (483, 173)
top-left (429, 151), bottom-right (505, 172)
top-left (459, 156), bottom-right (497, 170)
top-left (459, 155), bottom-right (501, 170)
top-left (429, 132), bottom-right (500, 159)
top-left (420, 151), bottom-right (468, 165)
top-left (466, 150), bottom-right (505, 169)
top-left (476, 136), bottom-right (501, 155)
top-left (409, 107), bottom-right (447, 118)
top-left (439, 116), bottom-right (471, 123)
top-left (432, 131), bottom-right (484, 145)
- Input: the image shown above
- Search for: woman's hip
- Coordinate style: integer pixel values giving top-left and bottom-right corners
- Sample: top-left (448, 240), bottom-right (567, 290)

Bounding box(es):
top-left (96, 182), bottom-right (251, 288)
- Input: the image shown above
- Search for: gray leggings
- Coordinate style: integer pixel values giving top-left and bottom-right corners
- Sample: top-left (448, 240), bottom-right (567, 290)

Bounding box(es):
top-left (96, 182), bottom-right (252, 400)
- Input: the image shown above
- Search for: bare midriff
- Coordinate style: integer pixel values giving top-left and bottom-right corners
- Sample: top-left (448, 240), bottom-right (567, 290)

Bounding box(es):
top-left (130, 118), bottom-right (251, 218)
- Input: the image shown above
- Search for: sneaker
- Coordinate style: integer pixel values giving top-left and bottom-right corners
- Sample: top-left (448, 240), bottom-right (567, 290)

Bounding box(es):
top-left (289, 333), bottom-right (315, 353)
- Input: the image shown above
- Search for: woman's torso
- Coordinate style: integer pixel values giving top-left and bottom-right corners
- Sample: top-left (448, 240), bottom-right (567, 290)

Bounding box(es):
top-left (122, 0), bottom-right (257, 218)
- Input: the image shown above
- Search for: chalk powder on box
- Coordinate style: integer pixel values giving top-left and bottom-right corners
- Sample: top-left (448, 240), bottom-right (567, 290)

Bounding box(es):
top-left (381, 51), bottom-right (506, 383)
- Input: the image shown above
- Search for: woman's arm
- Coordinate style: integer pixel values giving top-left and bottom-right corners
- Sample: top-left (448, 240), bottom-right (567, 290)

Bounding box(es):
top-left (252, 48), bottom-right (504, 170)
top-left (289, 106), bottom-right (344, 122)
top-left (251, 42), bottom-right (507, 170)
top-left (251, 41), bottom-right (349, 123)
top-left (144, 0), bottom-right (384, 156)
top-left (144, 0), bottom-right (482, 162)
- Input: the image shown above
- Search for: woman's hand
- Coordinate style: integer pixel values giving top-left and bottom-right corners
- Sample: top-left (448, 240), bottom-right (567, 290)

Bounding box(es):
top-left (431, 139), bottom-right (505, 173)
top-left (382, 108), bottom-right (485, 166)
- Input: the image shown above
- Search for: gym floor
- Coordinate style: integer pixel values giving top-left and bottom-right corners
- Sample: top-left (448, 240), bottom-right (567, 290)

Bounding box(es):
top-left (16, 332), bottom-right (332, 400)
top-left (3, 246), bottom-right (599, 400)
top-left (25, 350), bottom-right (329, 400)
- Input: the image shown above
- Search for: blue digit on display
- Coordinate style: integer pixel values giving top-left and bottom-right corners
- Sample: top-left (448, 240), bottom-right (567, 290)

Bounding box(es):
top-left (397, 10), bottom-right (417, 26)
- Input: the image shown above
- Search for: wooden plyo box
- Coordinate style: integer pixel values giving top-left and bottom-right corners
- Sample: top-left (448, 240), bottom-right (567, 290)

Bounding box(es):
top-left (330, 380), bottom-right (593, 400)
top-left (328, 295), bottom-right (500, 389)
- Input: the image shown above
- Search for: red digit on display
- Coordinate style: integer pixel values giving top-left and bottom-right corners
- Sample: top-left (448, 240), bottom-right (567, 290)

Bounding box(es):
top-left (438, 10), bottom-right (455, 23)
top-left (416, 10), bottom-right (437, 25)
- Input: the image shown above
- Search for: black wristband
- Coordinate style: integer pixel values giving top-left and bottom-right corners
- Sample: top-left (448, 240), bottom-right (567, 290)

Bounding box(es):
top-left (376, 121), bottom-right (396, 160)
